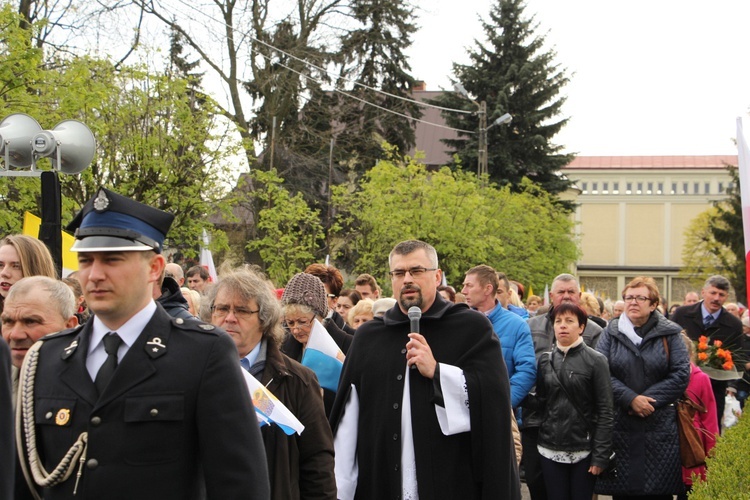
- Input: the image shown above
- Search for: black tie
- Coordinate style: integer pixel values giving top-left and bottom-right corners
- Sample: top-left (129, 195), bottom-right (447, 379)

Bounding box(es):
top-left (95, 333), bottom-right (123, 394)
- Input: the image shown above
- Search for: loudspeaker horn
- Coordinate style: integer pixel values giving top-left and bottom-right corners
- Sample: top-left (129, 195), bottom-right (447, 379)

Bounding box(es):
top-left (0, 113), bottom-right (42, 168)
top-left (32, 120), bottom-right (96, 174)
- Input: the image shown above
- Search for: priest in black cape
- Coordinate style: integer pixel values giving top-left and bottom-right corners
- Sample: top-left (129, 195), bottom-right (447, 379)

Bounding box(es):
top-left (330, 240), bottom-right (521, 500)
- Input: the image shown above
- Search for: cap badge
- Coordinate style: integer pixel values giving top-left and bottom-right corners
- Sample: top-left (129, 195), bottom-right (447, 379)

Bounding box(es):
top-left (93, 189), bottom-right (110, 211)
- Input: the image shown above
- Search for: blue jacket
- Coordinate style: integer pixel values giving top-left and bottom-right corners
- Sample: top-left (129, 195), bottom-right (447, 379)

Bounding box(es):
top-left (486, 303), bottom-right (536, 408)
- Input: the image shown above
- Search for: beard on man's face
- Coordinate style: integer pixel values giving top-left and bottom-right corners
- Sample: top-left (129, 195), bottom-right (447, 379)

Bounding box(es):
top-left (399, 284), bottom-right (423, 310)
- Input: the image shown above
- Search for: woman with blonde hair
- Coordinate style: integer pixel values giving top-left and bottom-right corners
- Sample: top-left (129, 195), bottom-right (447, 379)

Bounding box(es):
top-left (0, 235), bottom-right (57, 312)
top-left (348, 298), bottom-right (374, 329)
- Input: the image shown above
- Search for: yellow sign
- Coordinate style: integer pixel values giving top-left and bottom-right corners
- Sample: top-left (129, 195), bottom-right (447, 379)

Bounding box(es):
top-left (22, 212), bottom-right (78, 274)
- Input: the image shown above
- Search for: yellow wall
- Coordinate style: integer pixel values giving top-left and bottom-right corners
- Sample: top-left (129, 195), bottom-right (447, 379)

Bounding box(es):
top-left (625, 204), bottom-right (665, 266)
top-left (580, 203), bottom-right (619, 265)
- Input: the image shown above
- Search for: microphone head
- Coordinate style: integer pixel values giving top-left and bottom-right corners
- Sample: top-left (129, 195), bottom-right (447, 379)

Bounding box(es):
top-left (407, 306), bottom-right (422, 320)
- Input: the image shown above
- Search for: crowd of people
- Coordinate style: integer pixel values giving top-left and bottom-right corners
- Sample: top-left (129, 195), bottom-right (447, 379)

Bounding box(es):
top-left (1, 188), bottom-right (748, 500)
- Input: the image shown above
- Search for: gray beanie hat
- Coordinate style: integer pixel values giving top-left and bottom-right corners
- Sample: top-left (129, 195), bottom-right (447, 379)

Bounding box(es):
top-left (281, 272), bottom-right (328, 318)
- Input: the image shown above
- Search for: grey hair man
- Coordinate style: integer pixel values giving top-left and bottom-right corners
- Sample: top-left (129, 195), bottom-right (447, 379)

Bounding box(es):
top-left (165, 263), bottom-right (185, 286)
top-left (521, 273), bottom-right (603, 500)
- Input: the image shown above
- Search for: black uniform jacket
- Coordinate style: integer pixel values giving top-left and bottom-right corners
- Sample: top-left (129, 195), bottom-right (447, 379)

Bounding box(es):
top-left (329, 295), bottom-right (521, 500)
top-left (1, 340), bottom-right (14, 500)
top-left (20, 305), bottom-right (270, 500)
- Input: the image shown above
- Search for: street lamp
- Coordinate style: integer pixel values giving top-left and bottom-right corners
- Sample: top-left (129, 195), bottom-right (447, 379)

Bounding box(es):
top-left (453, 85), bottom-right (513, 179)
top-left (0, 113), bottom-right (96, 275)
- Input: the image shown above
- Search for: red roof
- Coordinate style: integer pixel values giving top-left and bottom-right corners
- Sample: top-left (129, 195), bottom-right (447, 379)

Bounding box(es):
top-left (565, 155), bottom-right (738, 170)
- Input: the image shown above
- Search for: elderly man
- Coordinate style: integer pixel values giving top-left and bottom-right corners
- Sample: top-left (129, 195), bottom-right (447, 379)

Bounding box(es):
top-left (671, 275), bottom-right (745, 420)
top-left (2, 277), bottom-right (78, 400)
top-left (612, 300), bottom-right (626, 319)
top-left (683, 291), bottom-right (700, 306)
top-left (331, 240), bottom-right (520, 500)
top-left (207, 267), bottom-right (336, 500)
top-left (2, 276), bottom-right (78, 499)
top-left (461, 265), bottom-right (535, 409)
top-left (165, 263), bottom-right (185, 287)
top-left (522, 273), bottom-right (603, 500)
top-left (16, 188), bottom-right (269, 499)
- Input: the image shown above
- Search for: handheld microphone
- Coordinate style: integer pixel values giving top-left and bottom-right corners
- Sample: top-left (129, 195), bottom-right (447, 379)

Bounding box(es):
top-left (408, 306), bottom-right (421, 333)
top-left (407, 306), bottom-right (421, 370)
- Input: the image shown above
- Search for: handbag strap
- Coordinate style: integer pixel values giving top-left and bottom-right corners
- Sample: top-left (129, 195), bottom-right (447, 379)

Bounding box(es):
top-left (545, 351), bottom-right (592, 431)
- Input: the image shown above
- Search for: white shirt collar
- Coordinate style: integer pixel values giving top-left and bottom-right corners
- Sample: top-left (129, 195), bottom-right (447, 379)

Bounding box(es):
top-left (88, 300), bottom-right (158, 355)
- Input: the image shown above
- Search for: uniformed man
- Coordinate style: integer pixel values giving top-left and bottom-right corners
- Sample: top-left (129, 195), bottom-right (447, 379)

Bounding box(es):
top-left (16, 188), bottom-right (270, 500)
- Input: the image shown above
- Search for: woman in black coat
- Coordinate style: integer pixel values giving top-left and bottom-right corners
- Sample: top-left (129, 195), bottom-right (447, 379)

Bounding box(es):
top-left (595, 276), bottom-right (690, 499)
top-left (525, 303), bottom-right (613, 500)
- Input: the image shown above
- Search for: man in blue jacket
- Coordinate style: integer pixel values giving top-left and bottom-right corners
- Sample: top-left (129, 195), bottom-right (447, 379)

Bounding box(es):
top-left (462, 265), bottom-right (536, 408)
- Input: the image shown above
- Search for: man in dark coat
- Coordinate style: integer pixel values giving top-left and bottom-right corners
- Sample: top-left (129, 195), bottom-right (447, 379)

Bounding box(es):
top-left (671, 274), bottom-right (745, 419)
top-left (155, 274), bottom-right (194, 320)
top-left (330, 240), bottom-right (520, 500)
top-left (207, 267), bottom-right (336, 500)
top-left (16, 188), bottom-right (269, 500)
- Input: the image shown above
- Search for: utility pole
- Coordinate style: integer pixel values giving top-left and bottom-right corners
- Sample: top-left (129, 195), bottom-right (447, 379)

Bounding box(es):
top-left (478, 100), bottom-right (487, 178)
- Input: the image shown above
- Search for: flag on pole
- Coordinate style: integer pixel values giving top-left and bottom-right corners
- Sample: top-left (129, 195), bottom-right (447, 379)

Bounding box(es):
top-left (241, 369), bottom-right (305, 435)
top-left (301, 319), bottom-right (345, 392)
top-left (543, 284), bottom-right (550, 306)
top-left (736, 117), bottom-right (750, 299)
top-left (200, 229), bottom-right (218, 283)
top-left (22, 212), bottom-right (78, 276)
top-left (528, 285), bottom-right (533, 297)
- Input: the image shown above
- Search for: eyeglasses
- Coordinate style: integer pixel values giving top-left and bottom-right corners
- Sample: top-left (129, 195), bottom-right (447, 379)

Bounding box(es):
top-left (623, 295), bottom-right (650, 304)
top-left (388, 267), bottom-right (437, 279)
top-left (285, 316), bottom-right (315, 330)
top-left (210, 304), bottom-right (259, 319)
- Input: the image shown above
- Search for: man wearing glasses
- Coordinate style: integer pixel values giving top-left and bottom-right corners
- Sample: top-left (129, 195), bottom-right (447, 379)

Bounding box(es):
top-left (330, 240), bottom-right (521, 500)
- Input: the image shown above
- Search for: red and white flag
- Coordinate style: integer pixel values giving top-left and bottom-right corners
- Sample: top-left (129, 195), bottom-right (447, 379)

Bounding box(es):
top-left (736, 117), bottom-right (750, 298)
top-left (200, 229), bottom-right (218, 283)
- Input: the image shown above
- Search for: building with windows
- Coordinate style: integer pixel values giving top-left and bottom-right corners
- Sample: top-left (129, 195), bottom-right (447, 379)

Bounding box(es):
top-left (561, 155), bottom-right (737, 305)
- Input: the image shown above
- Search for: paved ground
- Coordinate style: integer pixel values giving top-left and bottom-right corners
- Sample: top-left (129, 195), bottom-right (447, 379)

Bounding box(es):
top-left (521, 483), bottom-right (615, 500)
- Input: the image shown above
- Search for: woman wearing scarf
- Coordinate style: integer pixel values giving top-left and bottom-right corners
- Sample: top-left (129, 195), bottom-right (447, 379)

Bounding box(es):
top-left (595, 276), bottom-right (690, 499)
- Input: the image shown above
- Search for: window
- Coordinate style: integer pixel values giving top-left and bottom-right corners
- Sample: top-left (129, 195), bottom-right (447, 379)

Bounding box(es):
top-left (602, 181), bottom-right (609, 194)
top-left (637, 182), bottom-right (643, 195)
top-left (626, 182), bottom-right (632, 195)
top-left (705, 182), bottom-right (710, 194)
top-left (647, 182), bottom-right (653, 195)
top-left (683, 182), bottom-right (688, 194)
top-left (613, 182), bottom-right (619, 194)
top-left (657, 182), bottom-right (663, 195)
top-left (671, 182), bottom-right (677, 195)
top-left (592, 182), bottom-right (598, 194)
top-left (693, 182), bottom-right (699, 194)
top-left (719, 182), bottom-right (724, 193)
top-left (581, 182), bottom-right (588, 194)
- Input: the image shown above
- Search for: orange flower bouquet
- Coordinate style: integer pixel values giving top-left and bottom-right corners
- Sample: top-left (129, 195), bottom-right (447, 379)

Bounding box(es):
top-left (694, 336), bottom-right (743, 380)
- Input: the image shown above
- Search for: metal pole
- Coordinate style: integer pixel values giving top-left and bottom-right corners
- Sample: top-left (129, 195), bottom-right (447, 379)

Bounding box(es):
top-left (479, 100), bottom-right (487, 178)
top-left (39, 171), bottom-right (62, 277)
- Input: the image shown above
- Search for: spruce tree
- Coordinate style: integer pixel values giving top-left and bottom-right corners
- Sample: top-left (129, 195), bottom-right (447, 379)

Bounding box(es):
top-left (710, 167), bottom-right (746, 303)
top-left (334, 0), bottom-right (422, 173)
top-left (431, 0), bottom-right (572, 195)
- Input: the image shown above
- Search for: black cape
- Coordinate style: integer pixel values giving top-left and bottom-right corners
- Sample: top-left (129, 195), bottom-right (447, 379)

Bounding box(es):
top-left (330, 295), bottom-right (521, 500)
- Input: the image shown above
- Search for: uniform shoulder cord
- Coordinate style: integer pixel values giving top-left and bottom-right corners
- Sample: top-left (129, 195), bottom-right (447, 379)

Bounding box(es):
top-left (16, 341), bottom-right (89, 498)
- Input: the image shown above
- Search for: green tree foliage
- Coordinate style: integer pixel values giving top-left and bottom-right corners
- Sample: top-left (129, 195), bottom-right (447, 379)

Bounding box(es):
top-left (245, 169), bottom-right (325, 285)
top-left (710, 166), bottom-right (746, 303)
top-left (429, 0), bottom-right (573, 196)
top-left (331, 146), bottom-right (578, 293)
top-left (0, 8), bottom-right (237, 257)
top-left (680, 206), bottom-right (735, 287)
top-left (334, 0), bottom-right (422, 172)
top-left (681, 166), bottom-right (746, 303)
